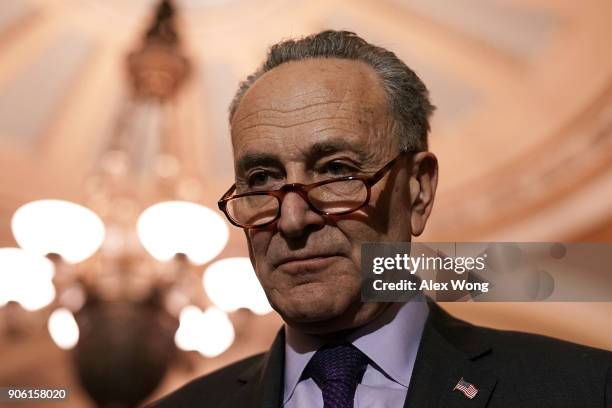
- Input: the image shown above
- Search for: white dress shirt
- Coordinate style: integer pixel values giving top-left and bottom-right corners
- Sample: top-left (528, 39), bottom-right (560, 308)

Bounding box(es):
top-left (282, 295), bottom-right (429, 408)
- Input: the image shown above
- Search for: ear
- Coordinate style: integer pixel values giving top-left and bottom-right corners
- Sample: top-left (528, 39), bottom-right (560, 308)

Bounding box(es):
top-left (408, 152), bottom-right (438, 236)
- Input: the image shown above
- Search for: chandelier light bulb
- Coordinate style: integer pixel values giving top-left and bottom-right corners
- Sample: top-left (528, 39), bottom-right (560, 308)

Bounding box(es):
top-left (174, 305), bottom-right (235, 358)
top-left (203, 257), bottom-right (273, 315)
top-left (48, 307), bottom-right (79, 350)
top-left (0, 247), bottom-right (56, 311)
top-left (174, 305), bottom-right (203, 351)
top-left (137, 201), bottom-right (229, 265)
top-left (11, 200), bottom-right (105, 264)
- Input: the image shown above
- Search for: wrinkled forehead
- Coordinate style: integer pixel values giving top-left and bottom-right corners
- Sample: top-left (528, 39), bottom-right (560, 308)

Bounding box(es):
top-left (230, 59), bottom-right (391, 151)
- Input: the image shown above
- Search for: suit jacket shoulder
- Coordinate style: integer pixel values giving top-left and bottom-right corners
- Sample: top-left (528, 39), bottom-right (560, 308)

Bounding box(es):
top-left (146, 325), bottom-right (287, 408)
top-left (405, 301), bottom-right (612, 407)
top-left (432, 301), bottom-right (610, 362)
top-left (145, 352), bottom-right (269, 408)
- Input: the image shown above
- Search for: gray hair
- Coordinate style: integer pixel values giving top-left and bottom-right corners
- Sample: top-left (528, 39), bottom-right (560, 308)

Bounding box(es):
top-left (229, 30), bottom-right (435, 151)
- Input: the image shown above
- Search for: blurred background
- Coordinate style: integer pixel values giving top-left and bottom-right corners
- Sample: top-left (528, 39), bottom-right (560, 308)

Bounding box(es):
top-left (0, 0), bottom-right (611, 407)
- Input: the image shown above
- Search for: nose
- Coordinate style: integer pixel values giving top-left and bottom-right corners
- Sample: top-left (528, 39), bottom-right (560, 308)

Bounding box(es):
top-left (277, 190), bottom-right (325, 238)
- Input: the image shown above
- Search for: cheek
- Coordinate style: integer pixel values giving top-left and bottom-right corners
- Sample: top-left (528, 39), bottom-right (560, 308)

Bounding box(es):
top-left (336, 217), bottom-right (385, 246)
top-left (246, 230), bottom-right (274, 268)
top-left (335, 198), bottom-right (411, 249)
top-left (333, 220), bottom-right (380, 270)
top-left (369, 178), bottom-right (412, 238)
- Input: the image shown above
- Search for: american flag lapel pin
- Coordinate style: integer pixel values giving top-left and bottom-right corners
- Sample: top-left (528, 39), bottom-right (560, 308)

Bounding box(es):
top-left (453, 377), bottom-right (479, 399)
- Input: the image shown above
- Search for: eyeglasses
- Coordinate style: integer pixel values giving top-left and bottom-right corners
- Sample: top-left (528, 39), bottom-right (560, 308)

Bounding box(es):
top-left (218, 151), bottom-right (414, 229)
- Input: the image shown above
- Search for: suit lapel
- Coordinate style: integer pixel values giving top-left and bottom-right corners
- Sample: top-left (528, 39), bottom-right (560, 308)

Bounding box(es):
top-left (404, 301), bottom-right (497, 408)
top-left (229, 328), bottom-right (285, 408)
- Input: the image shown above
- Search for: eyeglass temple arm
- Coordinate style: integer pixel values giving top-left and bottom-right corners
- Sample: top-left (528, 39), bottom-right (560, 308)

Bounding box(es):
top-left (219, 184), bottom-right (236, 201)
top-left (366, 150), bottom-right (413, 186)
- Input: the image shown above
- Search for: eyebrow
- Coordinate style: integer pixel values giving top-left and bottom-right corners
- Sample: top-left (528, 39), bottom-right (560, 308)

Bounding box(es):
top-left (236, 154), bottom-right (281, 175)
top-left (236, 138), bottom-right (371, 175)
top-left (311, 139), bottom-right (369, 160)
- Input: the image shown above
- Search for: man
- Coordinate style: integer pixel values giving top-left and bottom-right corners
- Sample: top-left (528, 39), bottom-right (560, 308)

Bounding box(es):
top-left (150, 30), bottom-right (611, 407)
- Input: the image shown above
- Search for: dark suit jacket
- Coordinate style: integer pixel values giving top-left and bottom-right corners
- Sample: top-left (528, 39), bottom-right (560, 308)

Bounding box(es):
top-left (147, 302), bottom-right (612, 407)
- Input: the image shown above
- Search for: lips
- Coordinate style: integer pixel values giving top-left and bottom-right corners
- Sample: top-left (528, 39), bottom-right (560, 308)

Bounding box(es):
top-left (275, 253), bottom-right (338, 266)
top-left (276, 255), bottom-right (339, 273)
top-left (274, 250), bottom-right (347, 270)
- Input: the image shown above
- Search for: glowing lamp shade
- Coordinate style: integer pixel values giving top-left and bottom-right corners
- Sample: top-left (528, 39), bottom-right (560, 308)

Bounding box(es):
top-left (0, 247), bottom-right (56, 311)
top-left (48, 307), bottom-right (79, 349)
top-left (174, 305), bottom-right (234, 358)
top-left (203, 257), bottom-right (273, 315)
top-left (137, 201), bottom-right (229, 265)
top-left (11, 200), bottom-right (105, 263)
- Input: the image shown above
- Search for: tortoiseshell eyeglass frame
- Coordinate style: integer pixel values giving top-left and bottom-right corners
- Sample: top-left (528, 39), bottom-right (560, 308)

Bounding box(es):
top-left (217, 150), bottom-right (416, 229)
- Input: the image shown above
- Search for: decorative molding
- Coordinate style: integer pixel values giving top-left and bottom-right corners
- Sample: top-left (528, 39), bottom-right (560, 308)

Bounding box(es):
top-left (430, 79), bottom-right (612, 239)
top-left (0, 31), bottom-right (94, 148)
top-left (0, 0), bottom-right (38, 44)
top-left (389, 0), bottom-right (558, 60)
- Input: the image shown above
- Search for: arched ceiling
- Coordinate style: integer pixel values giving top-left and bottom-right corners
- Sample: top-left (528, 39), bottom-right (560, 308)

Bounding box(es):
top-left (1, 0), bottom-right (612, 248)
top-left (1, 2), bottom-right (611, 405)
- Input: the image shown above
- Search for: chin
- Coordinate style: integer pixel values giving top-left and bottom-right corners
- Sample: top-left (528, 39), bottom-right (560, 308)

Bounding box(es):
top-left (274, 285), bottom-right (364, 334)
top-left (273, 283), bottom-right (359, 327)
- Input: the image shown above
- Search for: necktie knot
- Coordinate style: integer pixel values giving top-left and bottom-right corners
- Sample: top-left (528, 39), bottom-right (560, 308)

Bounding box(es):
top-left (304, 343), bottom-right (369, 408)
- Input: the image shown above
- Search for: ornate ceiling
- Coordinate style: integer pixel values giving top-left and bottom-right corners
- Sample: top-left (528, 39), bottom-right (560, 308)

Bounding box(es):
top-left (1, 0), bottom-right (612, 247)
top-left (0, 0), bottom-right (611, 405)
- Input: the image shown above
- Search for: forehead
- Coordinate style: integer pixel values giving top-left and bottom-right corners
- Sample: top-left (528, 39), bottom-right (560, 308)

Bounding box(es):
top-left (230, 58), bottom-right (393, 164)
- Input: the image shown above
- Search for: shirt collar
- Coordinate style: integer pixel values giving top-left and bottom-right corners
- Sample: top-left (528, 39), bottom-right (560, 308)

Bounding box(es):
top-left (283, 294), bottom-right (429, 403)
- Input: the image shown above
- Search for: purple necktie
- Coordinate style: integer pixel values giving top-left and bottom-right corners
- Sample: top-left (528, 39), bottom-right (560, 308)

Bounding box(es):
top-left (303, 343), bottom-right (369, 408)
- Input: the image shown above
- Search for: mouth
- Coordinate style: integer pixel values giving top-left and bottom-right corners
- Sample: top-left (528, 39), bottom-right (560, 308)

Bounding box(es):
top-left (276, 255), bottom-right (340, 273)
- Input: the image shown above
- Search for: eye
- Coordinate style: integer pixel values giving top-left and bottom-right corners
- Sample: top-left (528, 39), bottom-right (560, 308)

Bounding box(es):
top-left (323, 161), bottom-right (358, 176)
top-left (247, 170), bottom-right (280, 188)
top-left (248, 171), bottom-right (268, 186)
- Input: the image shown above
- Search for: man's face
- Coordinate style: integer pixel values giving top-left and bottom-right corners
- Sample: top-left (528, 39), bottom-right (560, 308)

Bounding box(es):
top-left (230, 58), bottom-right (436, 334)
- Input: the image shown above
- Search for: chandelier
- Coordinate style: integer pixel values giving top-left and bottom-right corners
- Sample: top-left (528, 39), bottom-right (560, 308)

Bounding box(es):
top-left (0, 1), bottom-right (270, 407)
